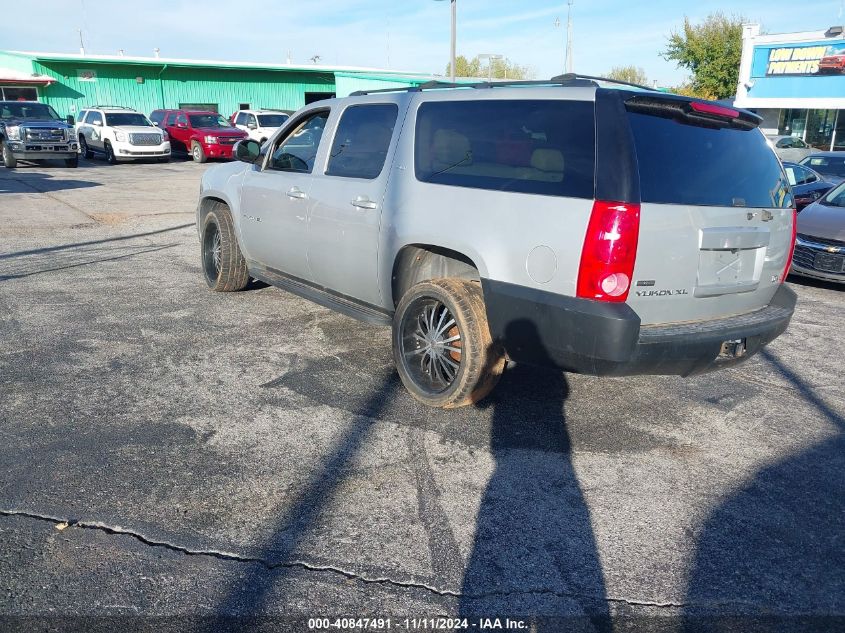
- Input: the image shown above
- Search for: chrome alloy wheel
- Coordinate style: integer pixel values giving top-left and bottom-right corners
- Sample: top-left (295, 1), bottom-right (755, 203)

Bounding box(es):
top-left (400, 298), bottom-right (463, 394)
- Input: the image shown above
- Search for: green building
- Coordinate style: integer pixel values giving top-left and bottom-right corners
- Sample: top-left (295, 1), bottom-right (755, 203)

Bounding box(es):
top-left (0, 50), bottom-right (439, 118)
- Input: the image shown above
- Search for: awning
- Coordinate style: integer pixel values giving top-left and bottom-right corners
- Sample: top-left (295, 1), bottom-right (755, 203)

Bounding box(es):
top-left (0, 68), bottom-right (54, 85)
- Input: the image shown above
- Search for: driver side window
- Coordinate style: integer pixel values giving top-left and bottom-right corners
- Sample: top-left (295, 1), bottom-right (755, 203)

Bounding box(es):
top-left (267, 110), bottom-right (330, 173)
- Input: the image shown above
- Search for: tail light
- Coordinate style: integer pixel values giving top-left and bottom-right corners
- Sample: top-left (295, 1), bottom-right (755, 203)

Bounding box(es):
top-left (781, 208), bottom-right (797, 283)
top-left (576, 200), bottom-right (641, 302)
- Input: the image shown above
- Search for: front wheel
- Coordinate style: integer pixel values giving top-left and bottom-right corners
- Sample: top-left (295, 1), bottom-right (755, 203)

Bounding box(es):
top-left (104, 141), bottom-right (118, 165)
top-left (79, 136), bottom-right (93, 159)
top-left (201, 203), bottom-right (249, 291)
top-left (191, 141), bottom-right (207, 163)
top-left (393, 278), bottom-right (504, 408)
top-left (2, 142), bottom-right (17, 168)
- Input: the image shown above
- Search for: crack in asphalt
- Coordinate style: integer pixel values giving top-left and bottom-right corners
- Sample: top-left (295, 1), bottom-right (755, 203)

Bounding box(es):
top-left (0, 509), bottom-right (686, 609)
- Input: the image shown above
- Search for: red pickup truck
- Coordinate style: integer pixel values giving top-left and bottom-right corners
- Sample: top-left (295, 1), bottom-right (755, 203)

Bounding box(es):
top-left (150, 109), bottom-right (247, 162)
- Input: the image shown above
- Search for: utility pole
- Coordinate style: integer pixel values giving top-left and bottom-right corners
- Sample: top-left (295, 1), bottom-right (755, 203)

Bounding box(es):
top-left (565, 0), bottom-right (574, 74)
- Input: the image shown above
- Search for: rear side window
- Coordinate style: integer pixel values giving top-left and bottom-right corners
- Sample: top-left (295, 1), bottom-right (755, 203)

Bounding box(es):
top-left (415, 99), bottom-right (595, 199)
top-left (629, 112), bottom-right (792, 208)
top-left (326, 104), bottom-right (398, 179)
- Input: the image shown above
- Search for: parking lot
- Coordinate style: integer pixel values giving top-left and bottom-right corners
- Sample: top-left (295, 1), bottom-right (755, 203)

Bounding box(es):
top-left (0, 158), bottom-right (843, 630)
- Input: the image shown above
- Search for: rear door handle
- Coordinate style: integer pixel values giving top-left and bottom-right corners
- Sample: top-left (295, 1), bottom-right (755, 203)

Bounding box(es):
top-left (351, 196), bottom-right (378, 210)
top-left (286, 187), bottom-right (307, 200)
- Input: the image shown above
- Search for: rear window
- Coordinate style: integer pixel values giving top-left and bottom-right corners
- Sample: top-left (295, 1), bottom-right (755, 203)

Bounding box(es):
top-left (629, 112), bottom-right (792, 208)
top-left (415, 99), bottom-right (595, 199)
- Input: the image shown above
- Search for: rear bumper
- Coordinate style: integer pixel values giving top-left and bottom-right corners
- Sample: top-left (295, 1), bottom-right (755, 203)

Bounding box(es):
top-left (481, 280), bottom-right (796, 377)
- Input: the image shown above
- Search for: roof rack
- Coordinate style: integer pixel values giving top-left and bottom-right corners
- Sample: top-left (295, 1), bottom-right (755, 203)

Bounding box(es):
top-left (87, 105), bottom-right (137, 110)
top-left (349, 73), bottom-right (658, 96)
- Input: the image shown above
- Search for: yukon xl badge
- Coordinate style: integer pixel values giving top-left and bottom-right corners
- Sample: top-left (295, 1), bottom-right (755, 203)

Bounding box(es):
top-left (635, 288), bottom-right (689, 297)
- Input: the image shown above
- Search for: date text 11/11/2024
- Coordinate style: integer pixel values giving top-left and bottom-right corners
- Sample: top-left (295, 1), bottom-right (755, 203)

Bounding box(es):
top-left (308, 617), bottom-right (529, 630)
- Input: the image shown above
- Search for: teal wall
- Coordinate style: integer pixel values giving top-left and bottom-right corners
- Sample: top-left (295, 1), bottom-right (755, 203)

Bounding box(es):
top-left (335, 74), bottom-right (418, 97)
top-left (28, 60), bottom-right (335, 117)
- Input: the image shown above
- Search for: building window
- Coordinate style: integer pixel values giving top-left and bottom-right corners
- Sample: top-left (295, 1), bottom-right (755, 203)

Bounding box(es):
top-left (1, 86), bottom-right (38, 101)
top-left (806, 109), bottom-right (837, 150)
top-left (778, 109), bottom-right (807, 138)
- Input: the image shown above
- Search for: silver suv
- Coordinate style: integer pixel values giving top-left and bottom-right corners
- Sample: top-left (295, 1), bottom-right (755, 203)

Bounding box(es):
top-left (196, 76), bottom-right (797, 408)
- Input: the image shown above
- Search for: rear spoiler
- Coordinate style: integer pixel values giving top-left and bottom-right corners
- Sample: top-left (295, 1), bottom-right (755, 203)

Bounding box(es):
top-left (623, 94), bottom-right (761, 130)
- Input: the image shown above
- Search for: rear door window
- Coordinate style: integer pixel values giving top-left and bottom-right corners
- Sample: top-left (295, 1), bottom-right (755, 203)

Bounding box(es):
top-left (628, 110), bottom-right (791, 208)
top-left (326, 104), bottom-right (398, 179)
top-left (414, 99), bottom-right (595, 199)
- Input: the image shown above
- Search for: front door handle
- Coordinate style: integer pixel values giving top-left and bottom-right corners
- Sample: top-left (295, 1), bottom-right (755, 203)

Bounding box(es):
top-left (351, 196), bottom-right (378, 210)
top-left (286, 187), bottom-right (307, 200)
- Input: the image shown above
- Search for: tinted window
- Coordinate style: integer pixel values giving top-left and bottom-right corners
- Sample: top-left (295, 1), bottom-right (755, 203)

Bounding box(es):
top-left (784, 165), bottom-right (815, 186)
top-left (268, 110), bottom-right (329, 173)
top-left (776, 138), bottom-right (792, 148)
top-left (821, 181), bottom-right (845, 207)
top-left (629, 112), bottom-right (792, 208)
top-left (326, 104), bottom-right (398, 179)
top-left (149, 111), bottom-right (164, 125)
top-left (235, 112), bottom-right (247, 125)
top-left (802, 156), bottom-right (845, 177)
top-left (257, 113), bottom-right (288, 127)
top-left (0, 102), bottom-right (61, 121)
top-left (88, 111), bottom-right (103, 125)
top-left (415, 100), bottom-right (595, 198)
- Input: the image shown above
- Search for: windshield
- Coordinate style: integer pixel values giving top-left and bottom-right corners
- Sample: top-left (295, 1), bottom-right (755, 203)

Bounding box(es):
top-left (821, 181), bottom-right (845, 207)
top-left (105, 112), bottom-right (152, 127)
top-left (189, 114), bottom-right (232, 129)
top-left (257, 114), bottom-right (288, 127)
top-left (0, 102), bottom-right (61, 121)
top-left (801, 156), bottom-right (845, 178)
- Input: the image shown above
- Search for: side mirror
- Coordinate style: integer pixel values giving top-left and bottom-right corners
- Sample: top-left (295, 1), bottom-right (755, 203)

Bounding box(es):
top-left (93, 120), bottom-right (102, 127)
top-left (234, 139), bottom-right (262, 164)
top-left (66, 115), bottom-right (75, 126)
top-left (247, 121), bottom-right (257, 130)
top-left (153, 122), bottom-right (160, 127)
top-left (176, 121), bottom-right (187, 129)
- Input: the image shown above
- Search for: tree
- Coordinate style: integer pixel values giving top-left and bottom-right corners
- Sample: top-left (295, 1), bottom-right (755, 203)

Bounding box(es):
top-left (663, 12), bottom-right (745, 100)
top-left (447, 55), bottom-right (533, 80)
top-left (604, 65), bottom-right (650, 86)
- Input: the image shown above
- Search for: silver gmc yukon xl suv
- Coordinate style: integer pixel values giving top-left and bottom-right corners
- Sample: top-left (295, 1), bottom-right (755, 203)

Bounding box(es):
top-left (196, 76), bottom-right (797, 408)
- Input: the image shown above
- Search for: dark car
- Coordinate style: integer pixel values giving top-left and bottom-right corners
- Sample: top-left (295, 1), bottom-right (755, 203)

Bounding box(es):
top-left (150, 109), bottom-right (247, 163)
top-left (799, 153), bottom-right (845, 186)
top-left (783, 161), bottom-right (835, 211)
top-left (790, 181), bottom-right (845, 284)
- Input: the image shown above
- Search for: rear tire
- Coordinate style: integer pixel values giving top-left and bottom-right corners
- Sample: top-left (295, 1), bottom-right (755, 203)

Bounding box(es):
top-left (201, 202), bottom-right (249, 292)
top-left (191, 141), bottom-right (207, 163)
top-left (104, 141), bottom-right (118, 165)
top-left (2, 141), bottom-right (17, 168)
top-left (393, 278), bottom-right (504, 408)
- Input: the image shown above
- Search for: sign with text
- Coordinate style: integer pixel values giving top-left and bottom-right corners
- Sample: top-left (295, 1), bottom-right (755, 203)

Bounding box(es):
top-left (765, 44), bottom-right (845, 76)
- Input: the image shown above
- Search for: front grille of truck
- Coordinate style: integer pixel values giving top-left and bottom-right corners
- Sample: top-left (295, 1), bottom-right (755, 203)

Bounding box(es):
top-left (25, 128), bottom-right (65, 142)
top-left (218, 137), bottom-right (239, 145)
top-left (129, 133), bottom-right (162, 146)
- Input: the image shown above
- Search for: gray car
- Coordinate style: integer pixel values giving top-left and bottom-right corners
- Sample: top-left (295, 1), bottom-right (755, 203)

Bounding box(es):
top-left (195, 76), bottom-right (797, 407)
top-left (791, 181), bottom-right (845, 284)
top-left (767, 135), bottom-right (813, 162)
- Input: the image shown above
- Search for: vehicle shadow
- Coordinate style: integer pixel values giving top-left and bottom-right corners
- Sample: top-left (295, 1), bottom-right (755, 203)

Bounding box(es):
top-left (683, 349), bottom-right (844, 631)
top-left (207, 370), bottom-right (403, 629)
top-left (0, 170), bottom-right (100, 194)
top-left (458, 321), bottom-right (610, 631)
top-left (0, 223), bottom-right (193, 261)
top-left (785, 275), bottom-right (844, 293)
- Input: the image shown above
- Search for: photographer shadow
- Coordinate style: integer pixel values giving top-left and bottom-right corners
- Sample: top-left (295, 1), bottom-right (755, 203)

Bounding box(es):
top-left (459, 320), bottom-right (610, 631)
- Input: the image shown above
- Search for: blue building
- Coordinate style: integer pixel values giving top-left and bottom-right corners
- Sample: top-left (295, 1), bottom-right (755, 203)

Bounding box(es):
top-left (735, 24), bottom-right (845, 150)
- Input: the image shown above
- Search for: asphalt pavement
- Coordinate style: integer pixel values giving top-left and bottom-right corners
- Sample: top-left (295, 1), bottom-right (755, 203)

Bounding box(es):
top-left (0, 157), bottom-right (842, 632)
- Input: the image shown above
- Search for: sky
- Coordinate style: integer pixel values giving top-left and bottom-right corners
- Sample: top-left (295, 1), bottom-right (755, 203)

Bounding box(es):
top-left (4, 0), bottom-right (845, 87)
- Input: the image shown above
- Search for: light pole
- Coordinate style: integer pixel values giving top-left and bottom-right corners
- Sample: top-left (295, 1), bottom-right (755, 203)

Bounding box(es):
top-left (434, 0), bottom-right (457, 83)
top-left (478, 53), bottom-right (503, 82)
